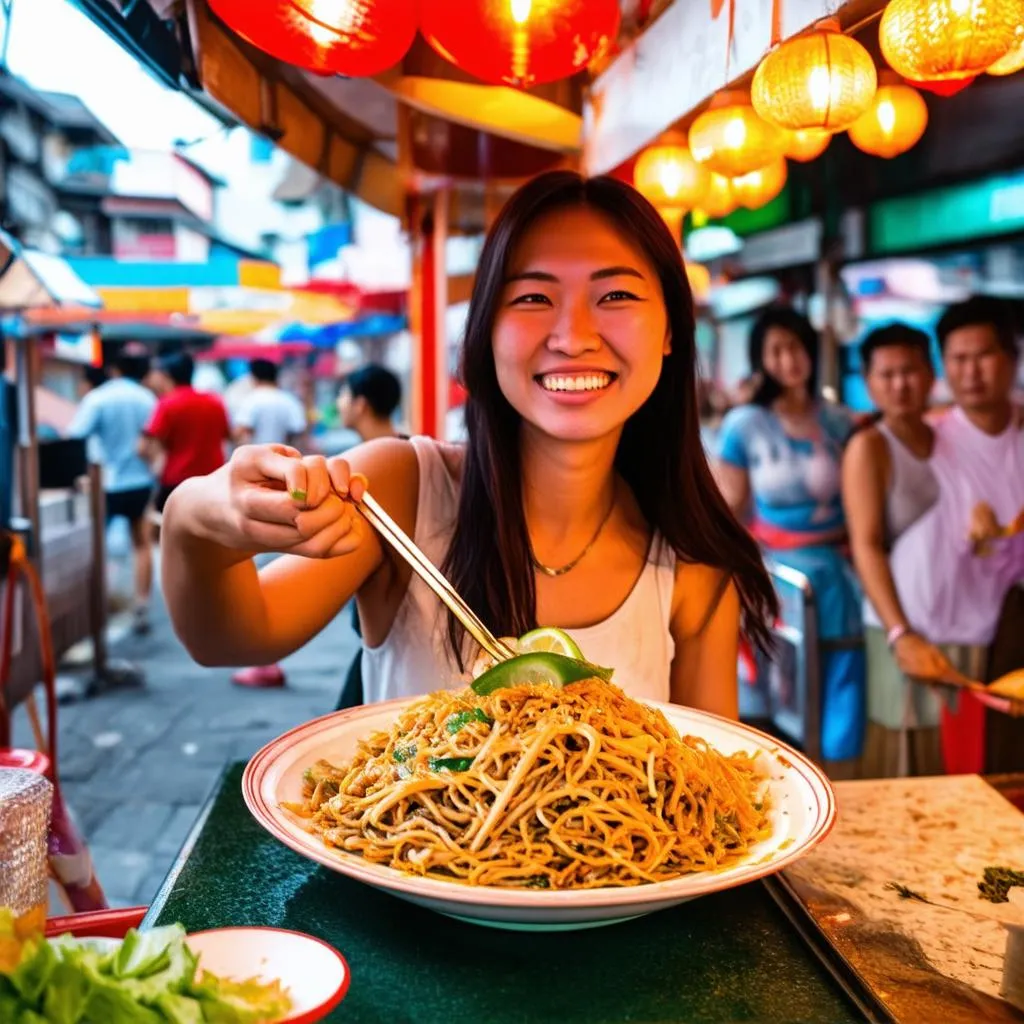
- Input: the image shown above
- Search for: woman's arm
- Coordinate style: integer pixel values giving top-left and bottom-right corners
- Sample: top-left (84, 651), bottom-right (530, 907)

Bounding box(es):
top-left (713, 461), bottom-right (751, 521)
top-left (669, 564), bottom-right (740, 717)
top-left (842, 429), bottom-right (967, 683)
top-left (162, 437), bottom-right (417, 667)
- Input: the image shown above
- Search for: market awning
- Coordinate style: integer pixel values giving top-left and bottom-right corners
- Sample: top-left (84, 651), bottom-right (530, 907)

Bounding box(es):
top-left (0, 232), bottom-right (102, 313)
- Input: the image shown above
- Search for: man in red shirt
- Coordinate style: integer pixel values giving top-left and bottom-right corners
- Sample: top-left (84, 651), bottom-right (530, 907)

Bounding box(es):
top-left (142, 353), bottom-right (230, 515)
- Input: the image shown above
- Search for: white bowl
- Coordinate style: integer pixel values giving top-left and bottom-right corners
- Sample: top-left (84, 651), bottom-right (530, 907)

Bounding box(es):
top-left (187, 926), bottom-right (349, 1023)
top-left (243, 698), bottom-right (835, 931)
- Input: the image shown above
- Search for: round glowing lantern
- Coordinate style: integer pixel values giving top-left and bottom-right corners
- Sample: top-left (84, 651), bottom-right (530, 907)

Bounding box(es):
top-left (848, 77), bottom-right (928, 158)
top-left (782, 127), bottom-right (832, 162)
top-left (695, 173), bottom-right (737, 219)
top-left (988, 27), bottom-right (1024, 75)
top-left (689, 91), bottom-right (786, 178)
top-left (420, 0), bottom-right (622, 88)
top-left (751, 19), bottom-right (877, 131)
top-left (880, 0), bottom-right (1024, 83)
top-left (732, 159), bottom-right (789, 210)
top-left (207, 0), bottom-right (417, 76)
top-left (634, 131), bottom-right (710, 213)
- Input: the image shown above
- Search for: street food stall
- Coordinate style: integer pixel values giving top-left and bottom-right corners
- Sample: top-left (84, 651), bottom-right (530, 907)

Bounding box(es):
top-left (9, 1), bottom-right (1024, 1021)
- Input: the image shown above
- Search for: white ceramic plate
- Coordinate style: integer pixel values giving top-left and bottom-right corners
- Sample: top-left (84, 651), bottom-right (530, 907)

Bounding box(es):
top-left (243, 698), bottom-right (835, 930)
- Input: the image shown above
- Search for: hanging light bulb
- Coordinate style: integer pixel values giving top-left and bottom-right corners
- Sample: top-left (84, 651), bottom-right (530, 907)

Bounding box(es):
top-left (880, 0), bottom-right (1024, 82)
top-left (782, 127), bottom-right (832, 162)
top-left (689, 91), bottom-right (786, 178)
top-left (420, 0), bottom-right (622, 88)
top-left (208, 0), bottom-right (418, 76)
top-left (731, 158), bottom-right (789, 210)
top-left (634, 131), bottom-right (710, 213)
top-left (752, 19), bottom-right (877, 131)
top-left (848, 74), bottom-right (929, 158)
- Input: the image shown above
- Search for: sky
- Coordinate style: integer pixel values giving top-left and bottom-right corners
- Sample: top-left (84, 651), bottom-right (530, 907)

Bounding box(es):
top-left (4, 0), bottom-right (228, 158)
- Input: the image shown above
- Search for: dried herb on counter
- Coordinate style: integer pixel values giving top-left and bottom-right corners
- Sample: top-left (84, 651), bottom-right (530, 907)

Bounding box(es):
top-left (978, 867), bottom-right (1024, 904)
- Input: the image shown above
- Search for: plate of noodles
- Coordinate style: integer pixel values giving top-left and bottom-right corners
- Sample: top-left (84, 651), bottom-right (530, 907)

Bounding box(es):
top-left (244, 676), bottom-right (835, 930)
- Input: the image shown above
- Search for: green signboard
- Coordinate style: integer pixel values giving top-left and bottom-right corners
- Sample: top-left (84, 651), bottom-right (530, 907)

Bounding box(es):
top-left (870, 170), bottom-right (1024, 255)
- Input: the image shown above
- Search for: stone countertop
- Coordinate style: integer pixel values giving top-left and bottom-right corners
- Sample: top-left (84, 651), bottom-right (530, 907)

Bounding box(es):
top-left (782, 774), bottom-right (1024, 1023)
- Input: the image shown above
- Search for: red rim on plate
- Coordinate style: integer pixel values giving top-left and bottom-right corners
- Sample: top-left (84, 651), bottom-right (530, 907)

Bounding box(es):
top-left (242, 697), bottom-right (836, 919)
top-left (187, 926), bottom-right (350, 1024)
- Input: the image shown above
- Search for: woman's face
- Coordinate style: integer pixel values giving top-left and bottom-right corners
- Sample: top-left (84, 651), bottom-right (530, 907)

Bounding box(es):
top-left (761, 326), bottom-right (812, 392)
top-left (491, 206), bottom-right (671, 444)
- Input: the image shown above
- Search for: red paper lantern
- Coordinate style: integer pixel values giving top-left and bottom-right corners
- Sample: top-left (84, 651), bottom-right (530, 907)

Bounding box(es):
top-left (420, 0), bottom-right (622, 88)
top-left (207, 0), bottom-right (417, 77)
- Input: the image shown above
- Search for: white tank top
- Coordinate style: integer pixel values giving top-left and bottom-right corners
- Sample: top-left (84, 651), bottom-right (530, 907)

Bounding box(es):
top-left (862, 423), bottom-right (939, 629)
top-left (361, 436), bottom-right (677, 705)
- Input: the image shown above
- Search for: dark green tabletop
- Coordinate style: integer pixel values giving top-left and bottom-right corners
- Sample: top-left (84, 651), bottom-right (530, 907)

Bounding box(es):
top-left (145, 763), bottom-right (863, 1024)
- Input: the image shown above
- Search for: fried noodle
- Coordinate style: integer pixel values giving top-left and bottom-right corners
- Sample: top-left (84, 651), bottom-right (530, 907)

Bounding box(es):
top-left (286, 679), bottom-right (771, 890)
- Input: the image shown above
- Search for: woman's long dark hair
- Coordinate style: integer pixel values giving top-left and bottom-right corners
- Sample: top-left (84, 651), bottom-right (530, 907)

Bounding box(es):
top-left (442, 171), bottom-right (778, 666)
top-left (748, 305), bottom-right (819, 407)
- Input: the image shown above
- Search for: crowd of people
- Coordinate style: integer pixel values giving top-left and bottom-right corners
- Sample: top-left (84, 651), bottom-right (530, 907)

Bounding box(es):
top-left (68, 348), bottom-right (404, 676)
top-left (711, 295), bottom-right (1024, 778)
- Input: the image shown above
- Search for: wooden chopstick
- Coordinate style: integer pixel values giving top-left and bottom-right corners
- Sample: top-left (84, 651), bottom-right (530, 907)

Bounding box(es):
top-left (354, 491), bottom-right (515, 665)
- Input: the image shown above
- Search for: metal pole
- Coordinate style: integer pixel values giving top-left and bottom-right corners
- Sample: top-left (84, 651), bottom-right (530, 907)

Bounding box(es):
top-left (14, 335), bottom-right (40, 566)
top-left (87, 463), bottom-right (107, 680)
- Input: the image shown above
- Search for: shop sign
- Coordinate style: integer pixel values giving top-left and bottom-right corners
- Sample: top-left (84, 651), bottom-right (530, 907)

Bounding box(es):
top-left (870, 170), bottom-right (1024, 255)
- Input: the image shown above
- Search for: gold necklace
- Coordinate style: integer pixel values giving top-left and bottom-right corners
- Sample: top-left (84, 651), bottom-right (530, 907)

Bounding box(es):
top-left (530, 490), bottom-right (616, 578)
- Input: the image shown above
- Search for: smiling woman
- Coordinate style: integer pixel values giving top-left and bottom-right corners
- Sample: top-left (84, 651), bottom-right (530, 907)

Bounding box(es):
top-left (161, 171), bottom-right (778, 717)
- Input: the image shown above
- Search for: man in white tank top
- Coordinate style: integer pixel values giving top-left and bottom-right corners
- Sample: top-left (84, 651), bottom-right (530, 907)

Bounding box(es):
top-left (843, 323), bottom-right (956, 778)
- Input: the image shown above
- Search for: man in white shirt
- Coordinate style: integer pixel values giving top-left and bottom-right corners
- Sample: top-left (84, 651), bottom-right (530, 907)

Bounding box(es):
top-left (232, 359), bottom-right (306, 448)
top-left (230, 357), bottom-right (307, 689)
top-left (69, 348), bottom-right (157, 634)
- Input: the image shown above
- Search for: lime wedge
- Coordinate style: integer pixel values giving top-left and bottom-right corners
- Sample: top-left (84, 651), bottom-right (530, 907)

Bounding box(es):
top-left (516, 627), bottom-right (584, 660)
top-left (471, 652), bottom-right (611, 696)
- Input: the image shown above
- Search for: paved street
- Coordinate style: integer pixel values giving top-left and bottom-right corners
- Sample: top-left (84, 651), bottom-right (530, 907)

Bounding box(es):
top-left (11, 557), bottom-right (359, 911)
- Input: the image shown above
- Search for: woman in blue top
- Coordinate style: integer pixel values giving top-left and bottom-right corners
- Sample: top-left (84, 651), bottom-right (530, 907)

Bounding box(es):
top-left (714, 307), bottom-right (865, 767)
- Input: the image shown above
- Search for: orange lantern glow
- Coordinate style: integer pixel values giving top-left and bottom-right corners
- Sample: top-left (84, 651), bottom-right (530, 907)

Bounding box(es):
top-left (689, 91), bottom-right (786, 178)
top-left (731, 159), bottom-right (789, 210)
top-left (656, 206), bottom-right (686, 241)
top-left (207, 0), bottom-right (417, 76)
top-left (694, 173), bottom-right (738, 220)
top-left (880, 0), bottom-right (1024, 82)
top-left (782, 127), bottom-right (832, 162)
top-left (848, 76), bottom-right (928, 158)
top-left (634, 131), bottom-right (710, 212)
top-left (420, 0), bottom-right (622, 88)
top-left (988, 27), bottom-right (1024, 75)
top-left (752, 19), bottom-right (877, 131)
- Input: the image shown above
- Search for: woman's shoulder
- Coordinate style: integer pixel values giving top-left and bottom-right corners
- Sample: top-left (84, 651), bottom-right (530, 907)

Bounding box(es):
top-left (670, 560), bottom-right (738, 638)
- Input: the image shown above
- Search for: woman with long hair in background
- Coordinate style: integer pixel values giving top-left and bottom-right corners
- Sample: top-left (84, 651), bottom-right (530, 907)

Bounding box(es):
top-left (714, 307), bottom-right (865, 770)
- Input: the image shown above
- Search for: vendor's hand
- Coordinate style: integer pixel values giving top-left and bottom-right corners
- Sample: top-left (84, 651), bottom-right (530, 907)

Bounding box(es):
top-left (968, 501), bottom-right (1002, 557)
top-left (179, 444), bottom-right (370, 559)
top-left (893, 632), bottom-right (973, 687)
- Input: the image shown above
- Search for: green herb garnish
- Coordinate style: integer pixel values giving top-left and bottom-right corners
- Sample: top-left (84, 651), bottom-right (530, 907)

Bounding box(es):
top-left (445, 708), bottom-right (493, 734)
top-left (392, 744), bottom-right (416, 763)
top-left (978, 866), bottom-right (1024, 904)
top-left (428, 756), bottom-right (475, 772)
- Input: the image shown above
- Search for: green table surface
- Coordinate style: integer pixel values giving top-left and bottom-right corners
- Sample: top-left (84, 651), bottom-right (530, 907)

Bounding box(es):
top-left (146, 763), bottom-right (862, 1024)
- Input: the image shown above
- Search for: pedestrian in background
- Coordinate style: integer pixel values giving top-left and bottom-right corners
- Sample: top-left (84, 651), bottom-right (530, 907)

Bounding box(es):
top-left (337, 364), bottom-right (403, 443)
top-left (233, 358), bottom-right (307, 448)
top-left (141, 353), bottom-right (230, 518)
top-left (69, 346), bottom-right (157, 634)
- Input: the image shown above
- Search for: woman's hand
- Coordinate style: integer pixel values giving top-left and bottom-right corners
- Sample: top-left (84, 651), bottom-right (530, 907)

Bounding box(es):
top-left (171, 444), bottom-right (370, 559)
top-left (893, 632), bottom-right (973, 687)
